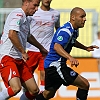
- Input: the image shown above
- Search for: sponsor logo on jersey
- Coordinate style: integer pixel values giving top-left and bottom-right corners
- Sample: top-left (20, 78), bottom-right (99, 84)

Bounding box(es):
top-left (16, 14), bottom-right (23, 17)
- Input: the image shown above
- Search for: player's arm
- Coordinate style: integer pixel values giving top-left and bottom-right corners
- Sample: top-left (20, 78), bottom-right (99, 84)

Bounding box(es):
top-left (54, 43), bottom-right (79, 67)
top-left (54, 43), bottom-right (71, 59)
top-left (27, 34), bottom-right (48, 57)
top-left (9, 30), bottom-right (26, 54)
top-left (74, 40), bottom-right (87, 50)
top-left (74, 40), bottom-right (99, 51)
top-left (8, 30), bottom-right (28, 61)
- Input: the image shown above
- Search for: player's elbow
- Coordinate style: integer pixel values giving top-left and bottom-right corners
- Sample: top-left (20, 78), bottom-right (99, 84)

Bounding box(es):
top-left (8, 30), bottom-right (18, 40)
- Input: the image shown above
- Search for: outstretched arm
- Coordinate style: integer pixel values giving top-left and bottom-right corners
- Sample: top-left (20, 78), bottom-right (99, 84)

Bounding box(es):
top-left (74, 40), bottom-right (99, 51)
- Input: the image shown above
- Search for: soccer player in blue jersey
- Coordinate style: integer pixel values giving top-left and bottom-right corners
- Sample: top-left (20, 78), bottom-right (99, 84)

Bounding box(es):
top-left (36, 7), bottom-right (99, 100)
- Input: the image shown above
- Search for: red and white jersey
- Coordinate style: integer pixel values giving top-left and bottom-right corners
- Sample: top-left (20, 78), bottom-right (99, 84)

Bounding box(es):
top-left (27, 7), bottom-right (60, 52)
top-left (0, 8), bottom-right (30, 60)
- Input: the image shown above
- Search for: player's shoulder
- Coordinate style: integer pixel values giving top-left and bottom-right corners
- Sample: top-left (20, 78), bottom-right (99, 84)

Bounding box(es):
top-left (50, 8), bottom-right (60, 15)
top-left (11, 8), bottom-right (23, 14)
top-left (9, 8), bottom-right (24, 18)
top-left (57, 22), bottom-right (74, 36)
top-left (58, 28), bottom-right (72, 37)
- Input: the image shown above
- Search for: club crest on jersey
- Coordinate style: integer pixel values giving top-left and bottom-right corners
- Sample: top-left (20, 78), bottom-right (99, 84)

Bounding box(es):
top-left (57, 36), bottom-right (63, 41)
top-left (17, 20), bottom-right (20, 25)
top-left (70, 71), bottom-right (76, 76)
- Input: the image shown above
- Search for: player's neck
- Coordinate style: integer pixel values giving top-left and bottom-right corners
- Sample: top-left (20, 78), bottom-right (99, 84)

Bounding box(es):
top-left (40, 5), bottom-right (50, 11)
top-left (22, 7), bottom-right (27, 16)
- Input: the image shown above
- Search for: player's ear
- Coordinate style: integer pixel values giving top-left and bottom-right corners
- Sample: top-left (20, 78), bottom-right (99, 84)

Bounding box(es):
top-left (71, 15), bottom-right (75, 21)
top-left (24, 0), bottom-right (29, 6)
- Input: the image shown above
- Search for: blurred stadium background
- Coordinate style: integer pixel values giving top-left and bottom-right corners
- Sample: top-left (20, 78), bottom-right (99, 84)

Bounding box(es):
top-left (0, 0), bottom-right (100, 100)
top-left (0, 0), bottom-right (100, 57)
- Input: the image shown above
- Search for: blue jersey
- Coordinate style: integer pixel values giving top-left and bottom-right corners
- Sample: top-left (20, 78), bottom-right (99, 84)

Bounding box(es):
top-left (44, 22), bottom-right (79, 68)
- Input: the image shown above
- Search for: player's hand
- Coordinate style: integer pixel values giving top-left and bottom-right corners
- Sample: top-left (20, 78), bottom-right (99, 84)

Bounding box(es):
top-left (69, 56), bottom-right (79, 67)
top-left (22, 52), bottom-right (29, 62)
top-left (40, 48), bottom-right (48, 58)
top-left (86, 45), bottom-right (99, 52)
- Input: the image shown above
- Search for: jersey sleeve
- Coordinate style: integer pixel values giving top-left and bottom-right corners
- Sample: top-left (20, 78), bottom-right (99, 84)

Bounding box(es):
top-left (9, 12), bottom-right (23, 32)
top-left (53, 28), bottom-right (71, 47)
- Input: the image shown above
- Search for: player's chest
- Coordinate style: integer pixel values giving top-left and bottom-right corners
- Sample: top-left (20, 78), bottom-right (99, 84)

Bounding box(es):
top-left (33, 13), bottom-right (58, 24)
